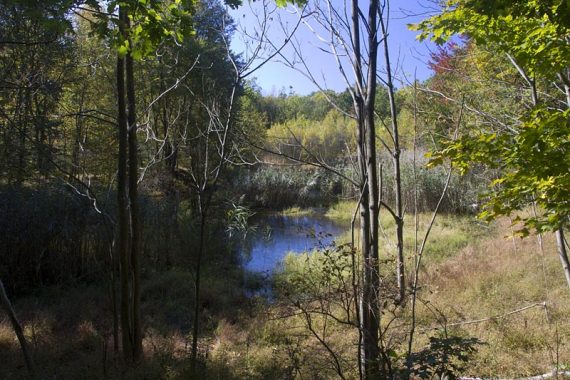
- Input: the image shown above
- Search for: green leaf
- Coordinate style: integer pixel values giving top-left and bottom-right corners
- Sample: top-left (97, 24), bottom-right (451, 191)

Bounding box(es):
top-left (117, 43), bottom-right (129, 57)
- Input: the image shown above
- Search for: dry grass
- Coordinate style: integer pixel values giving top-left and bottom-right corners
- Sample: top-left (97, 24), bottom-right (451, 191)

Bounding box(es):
top-left (0, 267), bottom-right (249, 379)
top-left (279, 206), bottom-right (318, 217)
top-left (1, 213), bottom-right (569, 379)
top-left (0, 285), bottom-right (111, 379)
top-left (255, 211), bottom-right (570, 378)
top-left (414, 218), bottom-right (570, 377)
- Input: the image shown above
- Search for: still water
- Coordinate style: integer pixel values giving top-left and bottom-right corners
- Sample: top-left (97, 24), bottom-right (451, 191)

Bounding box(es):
top-left (243, 212), bottom-right (346, 274)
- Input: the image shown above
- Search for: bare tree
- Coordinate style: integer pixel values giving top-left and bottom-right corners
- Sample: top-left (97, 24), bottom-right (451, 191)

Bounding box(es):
top-left (161, 3), bottom-right (307, 369)
top-left (256, 0), bottom-right (404, 376)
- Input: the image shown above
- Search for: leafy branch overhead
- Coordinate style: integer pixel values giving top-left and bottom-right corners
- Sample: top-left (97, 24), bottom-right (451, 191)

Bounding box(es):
top-left (82, 0), bottom-right (306, 58)
top-left (428, 107), bottom-right (570, 235)
top-left (413, 0), bottom-right (570, 235)
top-left (83, 0), bottom-right (197, 59)
top-left (410, 0), bottom-right (570, 78)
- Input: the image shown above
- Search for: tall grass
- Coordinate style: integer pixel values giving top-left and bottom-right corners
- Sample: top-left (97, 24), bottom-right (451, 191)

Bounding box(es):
top-left (326, 199), bottom-right (486, 262)
top-left (259, 108), bottom-right (489, 214)
top-left (377, 150), bottom-right (488, 214)
top-left (0, 185), bottom-right (111, 295)
top-left (0, 183), bottom-right (264, 378)
top-left (234, 149), bottom-right (488, 214)
top-left (266, 111), bottom-right (356, 164)
top-left (233, 165), bottom-right (345, 209)
top-left (224, 204), bottom-right (570, 378)
top-left (415, 220), bottom-right (570, 376)
top-left (0, 183), bottom-right (246, 295)
top-left (3, 200), bottom-right (568, 378)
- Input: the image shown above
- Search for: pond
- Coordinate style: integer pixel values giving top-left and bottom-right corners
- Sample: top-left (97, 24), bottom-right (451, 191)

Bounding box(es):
top-left (243, 211), bottom-right (347, 274)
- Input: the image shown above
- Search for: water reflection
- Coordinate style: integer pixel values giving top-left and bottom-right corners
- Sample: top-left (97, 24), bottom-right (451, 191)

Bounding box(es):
top-left (242, 213), bottom-right (346, 274)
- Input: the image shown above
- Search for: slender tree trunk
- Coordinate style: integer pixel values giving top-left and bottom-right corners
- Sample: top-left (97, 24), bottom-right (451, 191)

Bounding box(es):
top-left (115, 6), bottom-right (143, 363)
top-left (159, 69), bottom-right (176, 175)
top-left (558, 75), bottom-right (570, 290)
top-left (350, 0), bottom-right (381, 376)
top-left (359, 188), bottom-right (379, 378)
top-left (559, 71), bottom-right (570, 107)
top-left (70, 87), bottom-right (86, 181)
top-left (555, 229), bottom-right (570, 290)
top-left (353, 48), bottom-right (377, 380)
top-left (0, 280), bottom-right (35, 378)
top-left (349, 5), bottom-right (368, 376)
top-left (556, 75), bottom-right (570, 291)
top-left (110, 241), bottom-right (120, 353)
top-left (191, 206), bottom-right (207, 370)
top-left (363, 0), bottom-right (381, 376)
top-left (380, 11), bottom-right (405, 305)
top-left (188, 80), bottom-right (239, 371)
top-left (125, 34), bottom-right (142, 362)
top-left (117, 5), bottom-right (133, 362)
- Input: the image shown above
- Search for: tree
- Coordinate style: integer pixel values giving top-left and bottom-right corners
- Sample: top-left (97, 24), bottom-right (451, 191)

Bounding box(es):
top-left (78, 0), bottom-right (197, 362)
top-left (0, 0), bottom-right (74, 183)
top-left (257, 0), bottom-right (410, 375)
top-left (176, 1), bottom-right (303, 368)
top-left (414, 0), bottom-right (570, 289)
top-left (80, 0), bottom-right (254, 364)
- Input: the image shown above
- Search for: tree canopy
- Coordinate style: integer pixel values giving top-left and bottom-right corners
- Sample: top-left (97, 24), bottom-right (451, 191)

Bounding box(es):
top-left (414, 0), bottom-right (570, 234)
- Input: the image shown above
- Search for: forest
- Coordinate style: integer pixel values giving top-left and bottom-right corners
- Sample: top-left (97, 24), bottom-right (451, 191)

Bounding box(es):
top-left (1, 0), bottom-right (570, 379)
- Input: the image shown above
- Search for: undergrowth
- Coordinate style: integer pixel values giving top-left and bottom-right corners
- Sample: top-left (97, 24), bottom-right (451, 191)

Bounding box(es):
top-left (1, 206), bottom-right (569, 378)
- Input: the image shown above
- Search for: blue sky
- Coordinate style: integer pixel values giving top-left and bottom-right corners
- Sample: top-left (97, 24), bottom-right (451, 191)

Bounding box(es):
top-left (228, 0), bottom-right (441, 95)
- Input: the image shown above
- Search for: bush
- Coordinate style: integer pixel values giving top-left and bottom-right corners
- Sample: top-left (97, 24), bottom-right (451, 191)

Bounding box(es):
top-left (406, 336), bottom-right (482, 380)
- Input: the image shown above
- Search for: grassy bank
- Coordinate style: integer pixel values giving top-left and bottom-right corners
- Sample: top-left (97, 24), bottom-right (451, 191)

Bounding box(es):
top-left (2, 202), bottom-right (569, 378)
top-left (278, 206), bottom-right (319, 217)
top-left (416, 219), bottom-right (570, 377)
top-left (0, 266), bottom-right (260, 379)
top-left (222, 203), bottom-right (570, 378)
top-left (326, 200), bottom-right (487, 262)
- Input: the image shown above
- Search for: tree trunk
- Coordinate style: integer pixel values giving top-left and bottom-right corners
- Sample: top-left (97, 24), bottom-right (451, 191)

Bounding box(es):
top-left (159, 69), bottom-right (176, 176)
top-left (363, 0), bottom-right (381, 376)
top-left (126, 33), bottom-right (142, 362)
top-left (559, 76), bottom-right (570, 291)
top-left (191, 207), bottom-right (207, 371)
top-left (351, 0), bottom-right (381, 376)
top-left (555, 229), bottom-right (570, 290)
top-left (110, 242), bottom-right (120, 353)
top-left (117, 5), bottom-right (133, 362)
top-left (0, 280), bottom-right (35, 378)
top-left (380, 11), bottom-right (405, 305)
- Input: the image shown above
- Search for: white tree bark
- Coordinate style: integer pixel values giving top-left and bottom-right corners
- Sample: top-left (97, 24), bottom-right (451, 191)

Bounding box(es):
top-left (555, 229), bottom-right (570, 290)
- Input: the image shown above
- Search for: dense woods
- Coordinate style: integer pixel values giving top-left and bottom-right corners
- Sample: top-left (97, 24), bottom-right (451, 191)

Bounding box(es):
top-left (1, 0), bottom-right (569, 379)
